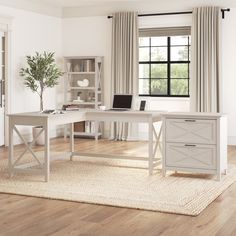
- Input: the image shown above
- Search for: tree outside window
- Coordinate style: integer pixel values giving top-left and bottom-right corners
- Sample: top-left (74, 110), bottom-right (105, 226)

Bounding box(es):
top-left (139, 35), bottom-right (190, 97)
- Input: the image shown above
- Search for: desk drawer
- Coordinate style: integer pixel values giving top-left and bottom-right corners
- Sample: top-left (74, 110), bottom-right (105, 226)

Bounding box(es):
top-left (165, 119), bottom-right (216, 144)
top-left (165, 143), bottom-right (216, 170)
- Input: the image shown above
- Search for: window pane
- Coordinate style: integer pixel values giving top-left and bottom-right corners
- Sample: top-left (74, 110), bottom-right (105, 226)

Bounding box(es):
top-left (171, 63), bottom-right (188, 78)
top-left (171, 46), bottom-right (188, 61)
top-left (139, 64), bottom-right (149, 78)
top-left (171, 36), bottom-right (189, 45)
top-left (151, 79), bottom-right (167, 95)
top-left (139, 47), bottom-right (149, 61)
top-left (151, 37), bottom-right (167, 46)
top-left (139, 79), bottom-right (149, 94)
top-left (151, 64), bottom-right (167, 78)
top-left (139, 37), bottom-right (150, 46)
top-left (138, 34), bottom-right (190, 97)
top-left (171, 79), bottom-right (188, 95)
top-left (151, 47), bottom-right (167, 61)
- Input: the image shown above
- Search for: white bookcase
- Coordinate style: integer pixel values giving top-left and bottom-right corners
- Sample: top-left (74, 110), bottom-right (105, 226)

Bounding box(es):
top-left (63, 56), bottom-right (103, 138)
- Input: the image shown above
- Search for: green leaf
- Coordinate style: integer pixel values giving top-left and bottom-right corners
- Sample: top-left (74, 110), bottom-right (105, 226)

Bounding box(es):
top-left (19, 51), bottom-right (63, 104)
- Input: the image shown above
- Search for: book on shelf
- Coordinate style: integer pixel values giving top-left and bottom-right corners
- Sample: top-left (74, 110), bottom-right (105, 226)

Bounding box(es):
top-left (85, 121), bottom-right (90, 133)
top-left (90, 121), bottom-right (95, 133)
top-left (62, 104), bottom-right (79, 111)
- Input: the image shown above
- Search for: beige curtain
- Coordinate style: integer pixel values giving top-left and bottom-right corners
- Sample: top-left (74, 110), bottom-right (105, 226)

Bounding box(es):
top-left (110, 12), bottom-right (138, 140)
top-left (190, 6), bottom-right (221, 112)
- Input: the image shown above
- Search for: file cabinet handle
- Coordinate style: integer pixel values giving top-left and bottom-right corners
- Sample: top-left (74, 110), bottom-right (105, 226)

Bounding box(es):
top-left (184, 119), bottom-right (196, 122)
top-left (184, 144), bottom-right (196, 147)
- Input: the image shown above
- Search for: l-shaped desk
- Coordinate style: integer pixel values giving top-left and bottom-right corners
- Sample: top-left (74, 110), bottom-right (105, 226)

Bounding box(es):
top-left (8, 110), bottom-right (163, 181)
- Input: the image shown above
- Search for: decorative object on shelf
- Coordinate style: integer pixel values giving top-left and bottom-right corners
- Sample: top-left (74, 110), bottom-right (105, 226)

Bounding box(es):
top-left (66, 62), bottom-right (71, 72)
top-left (20, 51), bottom-right (63, 112)
top-left (77, 91), bottom-right (82, 101)
top-left (77, 79), bottom-right (89, 87)
top-left (86, 60), bottom-right (93, 72)
top-left (87, 92), bottom-right (92, 102)
top-left (99, 105), bottom-right (106, 110)
top-left (74, 64), bottom-right (80, 72)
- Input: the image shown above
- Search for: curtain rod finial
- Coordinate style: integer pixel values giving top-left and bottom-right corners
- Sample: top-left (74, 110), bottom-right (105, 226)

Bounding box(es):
top-left (221, 8), bottom-right (230, 19)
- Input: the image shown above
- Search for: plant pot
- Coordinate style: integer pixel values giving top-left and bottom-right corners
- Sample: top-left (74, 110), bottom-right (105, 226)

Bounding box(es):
top-left (32, 126), bottom-right (45, 145)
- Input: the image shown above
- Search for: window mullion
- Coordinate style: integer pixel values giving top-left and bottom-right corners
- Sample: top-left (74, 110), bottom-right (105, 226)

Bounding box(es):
top-left (138, 34), bottom-right (190, 97)
top-left (167, 37), bottom-right (171, 96)
top-left (188, 36), bottom-right (190, 95)
top-left (149, 37), bottom-right (151, 95)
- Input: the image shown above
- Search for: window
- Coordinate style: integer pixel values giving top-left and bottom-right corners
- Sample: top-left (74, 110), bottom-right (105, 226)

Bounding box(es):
top-left (139, 27), bottom-right (191, 97)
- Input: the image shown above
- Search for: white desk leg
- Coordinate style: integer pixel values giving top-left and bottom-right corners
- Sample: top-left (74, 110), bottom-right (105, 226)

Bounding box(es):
top-left (8, 118), bottom-right (14, 178)
top-left (70, 123), bottom-right (74, 161)
top-left (44, 121), bottom-right (50, 182)
top-left (149, 118), bottom-right (153, 175)
top-left (64, 125), bottom-right (67, 140)
top-left (95, 121), bottom-right (98, 141)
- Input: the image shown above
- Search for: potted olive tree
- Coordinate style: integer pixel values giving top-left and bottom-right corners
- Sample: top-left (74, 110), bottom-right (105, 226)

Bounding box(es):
top-left (20, 52), bottom-right (63, 144)
top-left (20, 51), bottom-right (63, 112)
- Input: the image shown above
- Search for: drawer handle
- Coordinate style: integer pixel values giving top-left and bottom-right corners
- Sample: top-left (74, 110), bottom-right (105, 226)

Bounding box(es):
top-left (184, 119), bottom-right (196, 122)
top-left (184, 144), bottom-right (196, 147)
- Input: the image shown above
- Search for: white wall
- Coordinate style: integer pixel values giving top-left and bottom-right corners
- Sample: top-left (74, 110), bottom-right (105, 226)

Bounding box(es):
top-left (222, 8), bottom-right (236, 145)
top-left (0, 6), bottom-right (62, 144)
top-left (62, 16), bottom-right (112, 107)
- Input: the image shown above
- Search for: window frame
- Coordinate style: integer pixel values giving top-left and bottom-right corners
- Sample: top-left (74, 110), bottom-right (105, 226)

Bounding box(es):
top-left (139, 35), bottom-right (190, 98)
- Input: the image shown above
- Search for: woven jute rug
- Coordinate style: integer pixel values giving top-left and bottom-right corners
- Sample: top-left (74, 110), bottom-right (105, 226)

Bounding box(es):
top-left (0, 154), bottom-right (236, 216)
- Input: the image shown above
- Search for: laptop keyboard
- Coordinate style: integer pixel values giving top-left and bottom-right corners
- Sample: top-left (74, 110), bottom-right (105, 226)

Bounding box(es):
top-left (108, 108), bottom-right (129, 111)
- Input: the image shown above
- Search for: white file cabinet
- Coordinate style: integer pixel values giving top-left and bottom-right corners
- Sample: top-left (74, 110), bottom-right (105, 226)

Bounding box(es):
top-left (162, 113), bottom-right (227, 181)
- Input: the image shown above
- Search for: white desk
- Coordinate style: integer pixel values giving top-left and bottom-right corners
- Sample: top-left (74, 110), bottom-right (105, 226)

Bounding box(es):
top-left (8, 110), bottom-right (162, 181)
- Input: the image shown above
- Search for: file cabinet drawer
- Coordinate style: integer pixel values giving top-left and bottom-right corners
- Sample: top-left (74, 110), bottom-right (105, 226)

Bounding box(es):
top-left (166, 143), bottom-right (216, 170)
top-left (165, 119), bottom-right (216, 144)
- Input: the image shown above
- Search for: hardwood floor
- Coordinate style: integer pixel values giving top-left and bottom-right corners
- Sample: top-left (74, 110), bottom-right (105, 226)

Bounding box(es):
top-left (0, 138), bottom-right (236, 236)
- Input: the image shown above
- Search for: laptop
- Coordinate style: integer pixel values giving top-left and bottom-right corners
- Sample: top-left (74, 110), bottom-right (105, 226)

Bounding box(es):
top-left (109, 94), bottom-right (133, 111)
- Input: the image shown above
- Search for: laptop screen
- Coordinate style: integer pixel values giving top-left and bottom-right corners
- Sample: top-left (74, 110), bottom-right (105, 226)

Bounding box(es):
top-left (112, 95), bottom-right (133, 109)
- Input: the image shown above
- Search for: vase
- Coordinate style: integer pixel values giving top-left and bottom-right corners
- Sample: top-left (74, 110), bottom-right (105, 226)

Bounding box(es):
top-left (32, 126), bottom-right (45, 145)
top-left (66, 62), bottom-right (71, 72)
top-left (74, 64), bottom-right (80, 72)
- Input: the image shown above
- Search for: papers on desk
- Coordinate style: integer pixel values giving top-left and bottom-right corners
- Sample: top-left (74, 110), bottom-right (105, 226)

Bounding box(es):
top-left (62, 104), bottom-right (79, 111)
top-left (41, 110), bottom-right (65, 115)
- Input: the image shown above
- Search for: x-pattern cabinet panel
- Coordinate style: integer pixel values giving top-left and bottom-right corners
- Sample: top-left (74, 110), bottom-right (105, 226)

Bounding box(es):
top-left (162, 113), bottom-right (227, 181)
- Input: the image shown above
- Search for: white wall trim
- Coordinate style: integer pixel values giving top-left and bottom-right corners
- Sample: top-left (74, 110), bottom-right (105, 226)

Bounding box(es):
top-left (0, 15), bottom-right (12, 146)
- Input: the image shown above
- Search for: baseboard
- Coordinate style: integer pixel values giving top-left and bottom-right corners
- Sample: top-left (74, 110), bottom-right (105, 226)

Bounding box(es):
top-left (127, 135), bottom-right (148, 141)
top-left (127, 131), bottom-right (149, 141)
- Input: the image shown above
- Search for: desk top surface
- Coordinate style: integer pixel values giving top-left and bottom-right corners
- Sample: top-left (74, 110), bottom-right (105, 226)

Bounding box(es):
top-left (8, 110), bottom-right (164, 118)
top-left (8, 110), bottom-right (224, 119)
top-left (161, 112), bottom-right (225, 118)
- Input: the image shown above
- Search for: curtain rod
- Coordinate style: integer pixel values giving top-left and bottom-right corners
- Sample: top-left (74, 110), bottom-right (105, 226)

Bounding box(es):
top-left (107, 8), bottom-right (230, 19)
